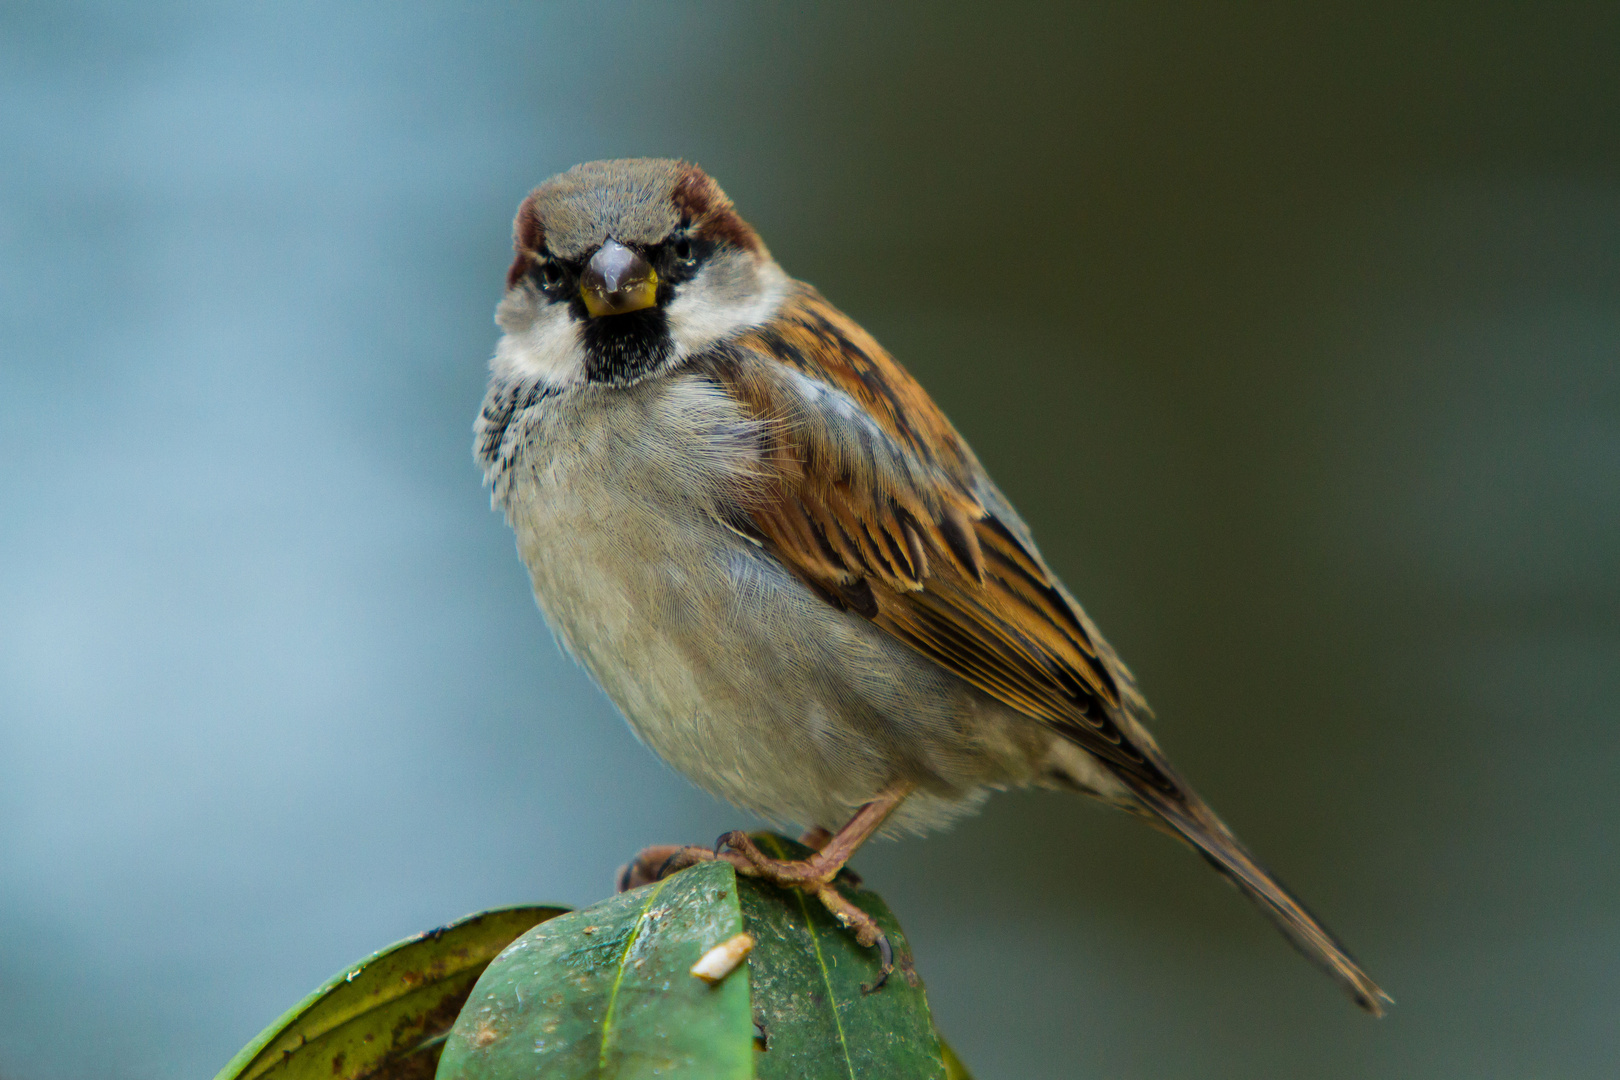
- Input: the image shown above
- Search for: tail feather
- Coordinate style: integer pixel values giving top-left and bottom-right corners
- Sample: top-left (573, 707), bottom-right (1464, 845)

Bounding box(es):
top-left (1125, 777), bottom-right (1393, 1016)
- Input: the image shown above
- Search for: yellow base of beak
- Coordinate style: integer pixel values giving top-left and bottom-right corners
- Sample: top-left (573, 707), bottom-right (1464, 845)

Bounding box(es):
top-left (580, 239), bottom-right (660, 317)
top-left (581, 275), bottom-right (658, 317)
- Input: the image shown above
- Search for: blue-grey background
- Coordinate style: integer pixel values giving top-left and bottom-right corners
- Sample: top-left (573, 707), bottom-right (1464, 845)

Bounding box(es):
top-left (3, 3), bottom-right (1617, 1077)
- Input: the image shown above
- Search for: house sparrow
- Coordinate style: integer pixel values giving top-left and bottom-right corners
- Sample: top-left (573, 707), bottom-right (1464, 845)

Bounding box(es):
top-left (476, 158), bottom-right (1389, 1013)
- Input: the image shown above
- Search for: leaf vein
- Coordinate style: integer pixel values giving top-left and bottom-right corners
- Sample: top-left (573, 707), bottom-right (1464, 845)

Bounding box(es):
top-left (597, 876), bottom-right (672, 1073)
top-left (765, 836), bottom-right (858, 1080)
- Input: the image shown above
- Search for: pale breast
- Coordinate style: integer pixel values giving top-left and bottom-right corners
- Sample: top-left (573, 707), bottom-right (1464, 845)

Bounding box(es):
top-left (483, 373), bottom-right (1059, 831)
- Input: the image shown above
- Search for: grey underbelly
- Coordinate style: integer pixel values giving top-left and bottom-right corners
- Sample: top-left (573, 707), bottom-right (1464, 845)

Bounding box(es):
top-left (508, 488), bottom-right (1051, 832)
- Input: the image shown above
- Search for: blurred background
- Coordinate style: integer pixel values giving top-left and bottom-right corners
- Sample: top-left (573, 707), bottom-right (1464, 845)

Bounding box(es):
top-left (3, 2), bottom-right (1617, 1077)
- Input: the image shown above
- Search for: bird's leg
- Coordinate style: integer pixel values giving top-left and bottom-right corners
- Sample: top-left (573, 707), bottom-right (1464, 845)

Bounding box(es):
top-left (720, 782), bottom-right (913, 885)
top-left (795, 825), bottom-right (863, 884)
top-left (616, 830), bottom-right (826, 892)
top-left (717, 781), bottom-right (915, 989)
top-left (798, 826), bottom-right (834, 850)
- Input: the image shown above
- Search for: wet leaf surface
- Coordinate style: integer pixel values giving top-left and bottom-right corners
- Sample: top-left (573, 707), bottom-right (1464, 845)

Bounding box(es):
top-left (214, 906), bottom-right (566, 1080)
top-left (436, 859), bottom-right (753, 1080)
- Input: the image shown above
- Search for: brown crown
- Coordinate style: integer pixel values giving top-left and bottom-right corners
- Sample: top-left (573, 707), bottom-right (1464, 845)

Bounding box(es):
top-left (504, 160), bottom-right (763, 291)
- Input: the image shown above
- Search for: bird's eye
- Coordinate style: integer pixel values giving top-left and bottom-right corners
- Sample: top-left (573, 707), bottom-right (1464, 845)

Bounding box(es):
top-left (672, 237), bottom-right (693, 262)
top-left (539, 259), bottom-right (564, 286)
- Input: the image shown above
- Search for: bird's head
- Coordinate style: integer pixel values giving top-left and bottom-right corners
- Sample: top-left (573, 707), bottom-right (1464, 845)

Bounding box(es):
top-left (496, 158), bottom-right (785, 387)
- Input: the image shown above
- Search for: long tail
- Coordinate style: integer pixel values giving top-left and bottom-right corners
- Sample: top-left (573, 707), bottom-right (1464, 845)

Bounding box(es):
top-left (1123, 775), bottom-right (1393, 1016)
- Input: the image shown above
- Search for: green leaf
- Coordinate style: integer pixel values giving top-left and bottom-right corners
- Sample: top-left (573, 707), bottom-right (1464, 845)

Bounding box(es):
top-left (740, 834), bottom-right (947, 1080)
top-left (218, 839), bottom-right (971, 1080)
top-left (213, 905), bottom-right (566, 1080)
top-left (436, 859), bottom-right (754, 1080)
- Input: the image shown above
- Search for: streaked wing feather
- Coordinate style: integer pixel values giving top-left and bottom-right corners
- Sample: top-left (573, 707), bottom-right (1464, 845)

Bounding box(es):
top-left (702, 285), bottom-right (1166, 791)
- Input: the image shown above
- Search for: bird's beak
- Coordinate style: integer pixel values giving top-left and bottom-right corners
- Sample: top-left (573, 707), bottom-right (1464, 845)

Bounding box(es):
top-left (579, 239), bottom-right (659, 318)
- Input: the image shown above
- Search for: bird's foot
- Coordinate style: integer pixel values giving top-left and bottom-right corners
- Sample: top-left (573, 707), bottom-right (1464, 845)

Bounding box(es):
top-left (716, 830), bottom-right (893, 991)
top-left (616, 838), bottom-right (797, 892)
top-left (795, 826), bottom-right (863, 884)
top-left (615, 787), bottom-right (914, 990)
top-left (616, 843), bottom-right (726, 891)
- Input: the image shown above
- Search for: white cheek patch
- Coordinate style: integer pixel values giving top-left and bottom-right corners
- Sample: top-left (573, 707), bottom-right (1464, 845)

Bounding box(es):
top-left (492, 301), bottom-right (585, 388)
top-left (666, 260), bottom-right (791, 359)
top-left (492, 258), bottom-right (789, 387)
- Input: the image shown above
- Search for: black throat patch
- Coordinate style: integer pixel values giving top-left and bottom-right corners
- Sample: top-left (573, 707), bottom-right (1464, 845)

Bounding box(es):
top-left (578, 306), bottom-right (674, 385)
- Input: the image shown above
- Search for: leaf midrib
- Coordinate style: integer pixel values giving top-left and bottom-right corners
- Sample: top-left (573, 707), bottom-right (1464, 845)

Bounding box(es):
top-left (597, 876), bottom-right (673, 1073)
top-left (791, 886), bottom-right (858, 1080)
top-left (760, 835), bottom-right (858, 1080)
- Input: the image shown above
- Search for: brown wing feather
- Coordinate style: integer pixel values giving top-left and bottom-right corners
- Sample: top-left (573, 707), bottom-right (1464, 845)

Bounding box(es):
top-left (700, 283), bottom-right (1391, 1015)
top-left (711, 285), bottom-right (1166, 791)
